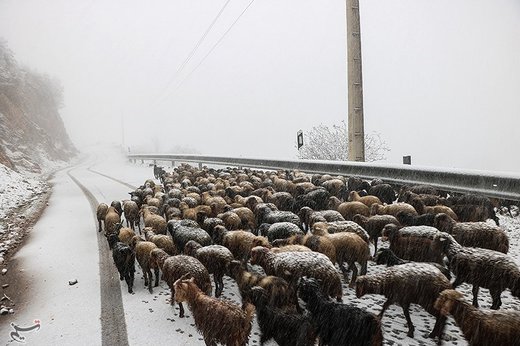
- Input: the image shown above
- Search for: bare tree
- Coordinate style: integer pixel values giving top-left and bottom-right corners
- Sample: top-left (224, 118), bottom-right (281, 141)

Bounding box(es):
top-left (297, 121), bottom-right (389, 162)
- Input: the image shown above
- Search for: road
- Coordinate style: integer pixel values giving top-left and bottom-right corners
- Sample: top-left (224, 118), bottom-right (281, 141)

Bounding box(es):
top-left (1, 148), bottom-right (520, 345)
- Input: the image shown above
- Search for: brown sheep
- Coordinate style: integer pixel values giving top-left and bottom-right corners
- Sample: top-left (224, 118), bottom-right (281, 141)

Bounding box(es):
top-left (104, 206), bottom-right (121, 236)
top-left (336, 201), bottom-right (370, 220)
top-left (383, 224), bottom-right (445, 264)
top-left (433, 213), bottom-right (509, 253)
top-left (143, 227), bottom-right (178, 255)
top-left (151, 249), bottom-right (212, 318)
top-left (434, 289), bottom-right (520, 346)
top-left (123, 200), bottom-right (140, 232)
top-left (117, 225), bottom-right (136, 245)
top-left (173, 277), bottom-right (254, 346)
top-left (348, 190), bottom-right (382, 208)
top-left (130, 235), bottom-right (159, 293)
top-left (371, 203), bottom-right (418, 217)
top-left (96, 203), bottom-right (109, 232)
top-left (141, 205), bottom-right (167, 234)
top-left (217, 211), bottom-right (243, 230)
top-left (410, 197), bottom-right (458, 220)
top-left (213, 226), bottom-right (270, 264)
top-left (270, 244), bottom-right (313, 254)
top-left (352, 214), bottom-right (400, 254)
top-left (311, 221), bottom-right (370, 243)
top-left (272, 234), bottom-right (337, 264)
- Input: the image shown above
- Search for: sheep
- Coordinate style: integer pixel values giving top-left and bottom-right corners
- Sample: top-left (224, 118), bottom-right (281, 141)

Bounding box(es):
top-left (356, 262), bottom-right (451, 341)
top-left (255, 204), bottom-right (301, 228)
top-left (374, 248), bottom-right (451, 280)
top-left (409, 197), bottom-right (458, 220)
top-left (266, 191), bottom-right (295, 211)
top-left (433, 213), bottom-right (509, 253)
top-left (400, 184), bottom-right (441, 197)
top-left (123, 200), bottom-right (140, 232)
top-left (228, 260), bottom-right (297, 310)
top-left (184, 240), bottom-right (234, 297)
top-left (141, 205), bottom-right (167, 234)
top-left (298, 206), bottom-right (345, 230)
top-left (217, 210), bottom-right (242, 230)
top-left (448, 193), bottom-right (499, 225)
top-left (258, 222), bottom-right (304, 242)
top-left (111, 200), bottom-right (123, 216)
top-left (272, 234), bottom-right (337, 264)
top-left (244, 286), bottom-right (317, 346)
top-left (335, 201), bottom-right (370, 220)
top-left (213, 226), bottom-right (270, 264)
top-left (104, 206), bottom-right (121, 237)
top-left (351, 214), bottom-right (399, 254)
top-left (96, 203), bottom-right (109, 232)
top-left (232, 207), bottom-right (256, 230)
top-left (250, 246), bottom-right (343, 301)
top-left (116, 224), bottom-right (136, 245)
top-left (143, 227), bottom-right (178, 255)
top-left (348, 190), bottom-right (382, 207)
top-left (395, 210), bottom-right (436, 227)
top-left (129, 235), bottom-right (159, 293)
top-left (292, 188), bottom-right (330, 212)
top-left (368, 183), bottom-right (396, 204)
top-left (109, 235), bottom-right (135, 294)
top-left (382, 224), bottom-right (445, 264)
top-left (371, 203), bottom-right (418, 217)
top-left (298, 277), bottom-right (382, 346)
top-left (433, 233), bottom-right (520, 309)
top-left (151, 249), bottom-right (212, 317)
top-left (434, 289), bottom-right (520, 346)
top-left (347, 176), bottom-right (371, 193)
top-left (167, 220), bottom-right (212, 253)
top-left (320, 178), bottom-right (346, 199)
top-left (173, 276), bottom-right (254, 346)
top-left (312, 220), bottom-right (370, 243)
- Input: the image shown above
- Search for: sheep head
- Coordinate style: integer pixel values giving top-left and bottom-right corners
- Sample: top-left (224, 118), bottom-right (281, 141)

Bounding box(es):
top-left (297, 276), bottom-right (322, 302)
top-left (434, 289), bottom-right (463, 316)
top-left (351, 214), bottom-right (368, 228)
top-left (250, 246), bottom-right (269, 266)
top-left (173, 275), bottom-right (196, 302)
top-left (433, 213), bottom-right (454, 233)
top-left (355, 275), bottom-right (381, 298)
top-left (381, 224), bottom-right (399, 240)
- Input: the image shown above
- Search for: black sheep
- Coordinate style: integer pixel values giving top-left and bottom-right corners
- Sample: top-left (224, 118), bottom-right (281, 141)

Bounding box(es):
top-left (368, 183), bottom-right (396, 204)
top-left (244, 286), bottom-right (317, 346)
top-left (395, 211), bottom-right (436, 226)
top-left (108, 234), bottom-right (136, 294)
top-left (298, 277), bottom-right (383, 346)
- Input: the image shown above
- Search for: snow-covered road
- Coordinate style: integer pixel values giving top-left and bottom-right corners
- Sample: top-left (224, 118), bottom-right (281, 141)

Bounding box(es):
top-left (1, 149), bottom-right (519, 345)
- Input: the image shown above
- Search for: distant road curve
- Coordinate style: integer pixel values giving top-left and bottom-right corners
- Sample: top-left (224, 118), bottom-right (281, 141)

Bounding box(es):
top-left (87, 167), bottom-right (137, 190)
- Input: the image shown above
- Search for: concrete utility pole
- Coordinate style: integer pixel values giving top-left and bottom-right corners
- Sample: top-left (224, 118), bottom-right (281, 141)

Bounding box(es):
top-left (346, 0), bottom-right (365, 161)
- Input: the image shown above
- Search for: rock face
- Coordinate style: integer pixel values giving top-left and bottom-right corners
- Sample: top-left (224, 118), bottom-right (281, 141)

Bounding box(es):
top-left (0, 39), bottom-right (76, 172)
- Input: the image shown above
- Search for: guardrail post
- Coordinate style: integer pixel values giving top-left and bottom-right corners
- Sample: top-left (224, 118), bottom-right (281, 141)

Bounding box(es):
top-left (172, 160), bottom-right (175, 167)
top-left (198, 162), bottom-right (203, 170)
top-left (141, 159), bottom-right (144, 164)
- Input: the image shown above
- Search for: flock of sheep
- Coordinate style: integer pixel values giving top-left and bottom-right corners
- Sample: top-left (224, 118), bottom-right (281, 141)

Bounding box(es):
top-left (95, 163), bottom-right (520, 346)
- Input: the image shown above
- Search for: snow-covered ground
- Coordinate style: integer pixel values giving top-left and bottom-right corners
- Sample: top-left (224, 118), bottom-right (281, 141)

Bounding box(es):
top-left (1, 147), bottom-right (519, 345)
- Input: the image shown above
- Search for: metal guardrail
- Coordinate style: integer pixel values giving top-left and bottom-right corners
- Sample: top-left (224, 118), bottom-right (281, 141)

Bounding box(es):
top-left (128, 154), bottom-right (520, 201)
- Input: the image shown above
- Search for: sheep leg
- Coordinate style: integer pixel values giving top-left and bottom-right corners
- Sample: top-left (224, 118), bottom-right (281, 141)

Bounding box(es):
top-left (154, 268), bottom-right (160, 287)
top-left (349, 262), bottom-right (358, 288)
top-left (125, 272), bottom-right (134, 294)
top-left (126, 219), bottom-right (130, 227)
top-left (98, 220), bottom-right (103, 232)
top-left (472, 285), bottom-right (480, 307)
top-left (451, 276), bottom-right (464, 289)
top-left (378, 299), bottom-right (392, 318)
top-left (401, 304), bottom-right (415, 338)
top-left (373, 236), bottom-right (379, 256)
top-left (178, 302), bottom-right (185, 318)
top-left (146, 269), bottom-right (154, 293)
top-left (490, 288), bottom-right (502, 310)
top-left (214, 273), bottom-right (223, 297)
top-left (203, 336), bottom-right (217, 346)
top-left (429, 314), bottom-right (447, 341)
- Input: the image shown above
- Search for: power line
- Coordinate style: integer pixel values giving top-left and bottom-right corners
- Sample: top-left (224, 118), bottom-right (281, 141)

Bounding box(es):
top-left (152, 0), bottom-right (233, 105)
top-left (163, 0), bottom-right (257, 100)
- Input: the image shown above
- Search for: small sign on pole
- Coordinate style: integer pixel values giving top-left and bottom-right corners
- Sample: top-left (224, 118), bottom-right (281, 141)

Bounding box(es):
top-left (403, 155), bottom-right (412, 165)
top-left (297, 130), bottom-right (304, 149)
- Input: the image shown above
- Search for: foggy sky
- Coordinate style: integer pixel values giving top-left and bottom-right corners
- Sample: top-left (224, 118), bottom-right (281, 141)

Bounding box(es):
top-left (0, 0), bottom-right (519, 173)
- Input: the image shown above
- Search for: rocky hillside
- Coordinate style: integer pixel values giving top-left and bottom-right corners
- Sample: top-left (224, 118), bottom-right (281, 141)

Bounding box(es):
top-left (0, 39), bottom-right (76, 173)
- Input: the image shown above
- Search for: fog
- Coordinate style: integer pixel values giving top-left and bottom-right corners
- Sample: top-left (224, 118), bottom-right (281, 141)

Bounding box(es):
top-left (0, 0), bottom-right (519, 172)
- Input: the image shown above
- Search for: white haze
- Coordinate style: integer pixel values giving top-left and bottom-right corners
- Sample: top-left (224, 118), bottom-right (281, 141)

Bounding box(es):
top-left (0, 0), bottom-right (519, 172)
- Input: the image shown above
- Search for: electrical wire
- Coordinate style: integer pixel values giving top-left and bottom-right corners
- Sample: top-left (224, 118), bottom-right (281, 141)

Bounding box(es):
top-left (159, 0), bottom-right (257, 102)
